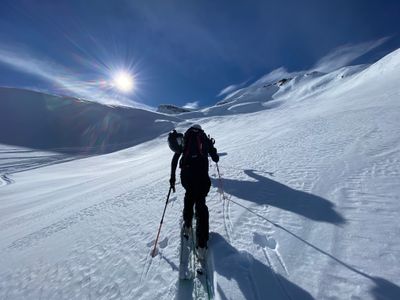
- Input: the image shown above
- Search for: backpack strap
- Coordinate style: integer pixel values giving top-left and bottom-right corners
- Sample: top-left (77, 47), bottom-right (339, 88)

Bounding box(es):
top-left (196, 134), bottom-right (204, 156)
top-left (183, 134), bottom-right (192, 160)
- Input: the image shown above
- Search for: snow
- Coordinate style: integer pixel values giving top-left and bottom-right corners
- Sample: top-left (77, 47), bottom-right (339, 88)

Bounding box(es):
top-left (0, 87), bottom-right (178, 154)
top-left (1, 48), bottom-right (400, 299)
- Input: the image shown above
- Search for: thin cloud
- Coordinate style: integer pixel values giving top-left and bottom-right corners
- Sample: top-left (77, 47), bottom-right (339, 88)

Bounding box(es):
top-left (218, 79), bottom-right (250, 97)
top-left (222, 88), bottom-right (245, 101)
top-left (183, 101), bottom-right (199, 109)
top-left (218, 84), bottom-right (239, 97)
top-left (0, 45), bottom-right (151, 109)
top-left (313, 37), bottom-right (390, 72)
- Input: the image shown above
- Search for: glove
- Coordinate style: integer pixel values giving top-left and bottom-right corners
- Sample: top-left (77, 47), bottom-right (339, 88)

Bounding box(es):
top-left (212, 154), bottom-right (219, 163)
top-left (169, 176), bottom-right (176, 192)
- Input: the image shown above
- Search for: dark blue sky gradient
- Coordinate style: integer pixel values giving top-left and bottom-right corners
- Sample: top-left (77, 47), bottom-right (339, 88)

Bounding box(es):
top-left (0, 0), bottom-right (399, 108)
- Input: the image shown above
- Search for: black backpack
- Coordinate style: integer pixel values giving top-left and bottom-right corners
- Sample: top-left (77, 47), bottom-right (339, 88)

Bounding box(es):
top-left (180, 127), bottom-right (208, 169)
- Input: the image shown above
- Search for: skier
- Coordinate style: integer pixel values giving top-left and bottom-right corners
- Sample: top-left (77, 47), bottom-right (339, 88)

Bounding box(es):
top-left (169, 124), bottom-right (219, 259)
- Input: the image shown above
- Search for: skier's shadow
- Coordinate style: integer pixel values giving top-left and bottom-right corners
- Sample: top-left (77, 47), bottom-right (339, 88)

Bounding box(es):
top-left (210, 233), bottom-right (400, 300)
top-left (211, 232), bottom-right (314, 299)
top-left (212, 169), bottom-right (345, 225)
top-left (370, 276), bottom-right (400, 300)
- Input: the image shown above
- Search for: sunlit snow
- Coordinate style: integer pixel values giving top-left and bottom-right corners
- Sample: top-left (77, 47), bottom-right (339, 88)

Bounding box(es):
top-left (1, 49), bottom-right (400, 299)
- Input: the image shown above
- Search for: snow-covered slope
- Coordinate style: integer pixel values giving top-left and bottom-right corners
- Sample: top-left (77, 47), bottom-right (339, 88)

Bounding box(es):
top-left (178, 63), bottom-right (370, 119)
top-left (0, 88), bottom-right (178, 154)
top-left (0, 49), bottom-right (400, 299)
top-left (157, 104), bottom-right (192, 114)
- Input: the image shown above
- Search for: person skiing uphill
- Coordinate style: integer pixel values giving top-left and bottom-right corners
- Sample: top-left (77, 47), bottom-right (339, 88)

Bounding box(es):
top-left (169, 124), bottom-right (219, 259)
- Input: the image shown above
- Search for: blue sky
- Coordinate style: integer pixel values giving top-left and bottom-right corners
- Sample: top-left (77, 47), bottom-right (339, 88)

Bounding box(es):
top-left (0, 0), bottom-right (399, 109)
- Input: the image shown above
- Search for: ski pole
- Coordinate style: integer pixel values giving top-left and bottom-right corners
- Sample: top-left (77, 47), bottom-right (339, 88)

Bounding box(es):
top-left (215, 163), bottom-right (227, 201)
top-left (151, 186), bottom-right (173, 257)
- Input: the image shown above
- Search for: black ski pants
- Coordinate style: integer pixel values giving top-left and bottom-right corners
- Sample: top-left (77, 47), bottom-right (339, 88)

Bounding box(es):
top-left (181, 170), bottom-right (211, 248)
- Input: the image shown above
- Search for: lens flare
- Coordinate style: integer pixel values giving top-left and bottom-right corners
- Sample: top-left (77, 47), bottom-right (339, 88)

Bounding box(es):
top-left (112, 71), bottom-right (134, 93)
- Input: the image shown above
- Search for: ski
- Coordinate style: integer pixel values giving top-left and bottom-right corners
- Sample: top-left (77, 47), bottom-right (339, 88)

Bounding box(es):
top-left (179, 226), bottom-right (194, 280)
top-left (191, 226), bottom-right (214, 300)
top-left (178, 220), bottom-right (213, 299)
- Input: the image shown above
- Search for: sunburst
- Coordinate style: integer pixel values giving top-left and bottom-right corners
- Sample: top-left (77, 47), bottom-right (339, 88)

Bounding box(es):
top-left (112, 71), bottom-right (135, 93)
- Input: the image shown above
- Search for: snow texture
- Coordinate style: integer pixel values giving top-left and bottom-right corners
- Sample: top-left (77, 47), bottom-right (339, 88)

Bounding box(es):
top-left (0, 48), bottom-right (400, 299)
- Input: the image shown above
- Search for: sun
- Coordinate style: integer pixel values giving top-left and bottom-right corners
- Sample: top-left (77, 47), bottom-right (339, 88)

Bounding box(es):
top-left (112, 71), bottom-right (135, 93)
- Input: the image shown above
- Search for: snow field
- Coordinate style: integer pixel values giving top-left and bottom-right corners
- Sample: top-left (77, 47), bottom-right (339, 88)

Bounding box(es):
top-left (0, 49), bottom-right (400, 299)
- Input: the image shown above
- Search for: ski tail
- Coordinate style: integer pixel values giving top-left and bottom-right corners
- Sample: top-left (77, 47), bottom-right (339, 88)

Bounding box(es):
top-left (179, 223), bottom-right (194, 280)
top-left (191, 222), bottom-right (214, 299)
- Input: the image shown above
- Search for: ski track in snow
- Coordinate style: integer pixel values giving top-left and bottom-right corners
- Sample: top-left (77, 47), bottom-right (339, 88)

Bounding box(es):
top-left (0, 174), bottom-right (13, 186)
top-left (234, 202), bottom-right (293, 299)
top-left (221, 191), bottom-right (234, 242)
top-left (6, 189), bottom-right (140, 250)
top-left (208, 164), bottom-right (298, 299)
top-left (0, 145), bottom-right (82, 175)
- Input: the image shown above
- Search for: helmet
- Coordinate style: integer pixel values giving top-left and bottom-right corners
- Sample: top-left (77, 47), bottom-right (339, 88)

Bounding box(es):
top-left (191, 124), bottom-right (202, 130)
